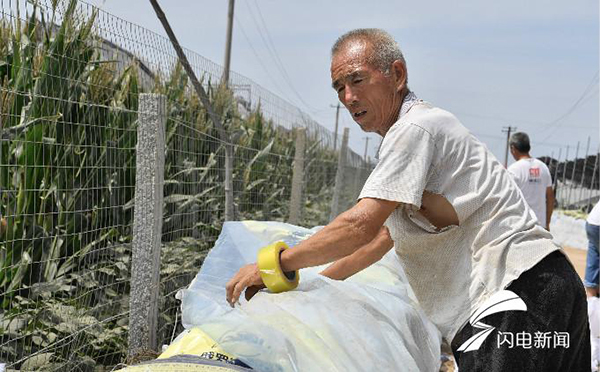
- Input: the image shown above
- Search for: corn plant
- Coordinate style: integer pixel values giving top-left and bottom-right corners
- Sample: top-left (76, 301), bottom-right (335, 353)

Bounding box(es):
top-left (0, 0), bottom-right (139, 366)
top-left (0, 0), bottom-right (348, 368)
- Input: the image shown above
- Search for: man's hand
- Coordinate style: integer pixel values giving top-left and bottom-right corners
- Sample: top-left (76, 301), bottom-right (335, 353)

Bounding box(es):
top-left (225, 263), bottom-right (263, 307)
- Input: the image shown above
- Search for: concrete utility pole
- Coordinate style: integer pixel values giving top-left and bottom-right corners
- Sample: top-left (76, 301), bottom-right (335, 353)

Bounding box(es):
top-left (502, 126), bottom-right (517, 168)
top-left (331, 103), bottom-right (341, 151)
top-left (363, 137), bottom-right (370, 163)
top-left (222, 0), bottom-right (235, 87)
top-left (330, 128), bottom-right (350, 221)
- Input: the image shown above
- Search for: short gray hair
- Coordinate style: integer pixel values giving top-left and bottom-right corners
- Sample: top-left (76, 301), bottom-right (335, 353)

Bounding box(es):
top-left (331, 28), bottom-right (406, 75)
top-left (509, 132), bottom-right (531, 153)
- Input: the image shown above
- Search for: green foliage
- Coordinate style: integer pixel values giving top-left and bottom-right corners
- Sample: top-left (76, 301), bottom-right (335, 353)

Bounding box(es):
top-left (557, 209), bottom-right (588, 220)
top-left (0, 0), bottom-right (343, 369)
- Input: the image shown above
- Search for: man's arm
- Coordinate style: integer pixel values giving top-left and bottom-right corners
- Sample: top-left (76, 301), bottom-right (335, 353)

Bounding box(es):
top-left (319, 226), bottom-right (394, 281)
top-left (280, 198), bottom-right (398, 272)
top-left (545, 186), bottom-right (554, 230)
top-left (225, 197), bottom-right (399, 305)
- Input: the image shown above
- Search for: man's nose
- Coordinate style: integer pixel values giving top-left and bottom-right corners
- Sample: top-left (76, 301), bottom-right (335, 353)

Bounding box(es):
top-left (342, 85), bottom-right (358, 106)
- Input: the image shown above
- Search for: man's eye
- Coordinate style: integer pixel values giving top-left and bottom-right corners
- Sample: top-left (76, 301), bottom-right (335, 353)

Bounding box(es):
top-left (353, 78), bottom-right (363, 84)
top-left (336, 86), bottom-right (345, 93)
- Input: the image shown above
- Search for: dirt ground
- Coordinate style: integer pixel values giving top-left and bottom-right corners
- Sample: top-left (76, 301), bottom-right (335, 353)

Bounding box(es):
top-left (439, 246), bottom-right (589, 372)
top-left (562, 246), bottom-right (588, 280)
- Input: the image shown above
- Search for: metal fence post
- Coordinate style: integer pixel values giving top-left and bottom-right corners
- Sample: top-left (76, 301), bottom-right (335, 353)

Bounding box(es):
top-left (566, 141), bottom-right (580, 206)
top-left (559, 146), bottom-right (570, 208)
top-left (588, 149), bottom-right (599, 208)
top-left (578, 136), bottom-right (591, 204)
top-left (288, 128), bottom-right (306, 225)
top-left (330, 128), bottom-right (349, 221)
top-left (128, 93), bottom-right (166, 358)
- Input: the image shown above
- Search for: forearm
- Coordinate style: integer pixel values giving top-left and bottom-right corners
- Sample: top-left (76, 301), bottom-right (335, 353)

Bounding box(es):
top-left (546, 201), bottom-right (554, 228)
top-left (226, 198), bottom-right (398, 306)
top-left (280, 198), bottom-right (397, 272)
top-left (546, 188), bottom-right (555, 228)
top-left (320, 226), bottom-right (394, 280)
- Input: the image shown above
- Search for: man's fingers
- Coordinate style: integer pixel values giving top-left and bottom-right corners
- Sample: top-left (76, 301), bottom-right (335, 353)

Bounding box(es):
top-left (226, 283), bottom-right (234, 306)
top-left (226, 270), bottom-right (246, 306)
top-left (231, 279), bottom-right (248, 306)
top-left (225, 263), bottom-right (263, 306)
top-left (226, 275), bottom-right (240, 306)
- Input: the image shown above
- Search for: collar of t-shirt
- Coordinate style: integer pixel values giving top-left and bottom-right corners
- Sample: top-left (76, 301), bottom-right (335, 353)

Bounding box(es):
top-left (400, 90), bottom-right (419, 118)
top-left (375, 91), bottom-right (419, 160)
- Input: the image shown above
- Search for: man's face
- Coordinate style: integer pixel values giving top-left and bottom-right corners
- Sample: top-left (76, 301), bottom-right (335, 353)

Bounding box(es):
top-left (509, 145), bottom-right (519, 161)
top-left (330, 40), bottom-right (404, 136)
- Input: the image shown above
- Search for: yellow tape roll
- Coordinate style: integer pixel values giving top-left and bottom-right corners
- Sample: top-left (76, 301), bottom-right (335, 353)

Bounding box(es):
top-left (257, 241), bottom-right (299, 293)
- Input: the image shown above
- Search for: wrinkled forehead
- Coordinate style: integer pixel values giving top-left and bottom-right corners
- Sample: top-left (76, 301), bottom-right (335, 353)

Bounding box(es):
top-left (331, 39), bottom-right (371, 68)
top-left (330, 40), bottom-right (373, 80)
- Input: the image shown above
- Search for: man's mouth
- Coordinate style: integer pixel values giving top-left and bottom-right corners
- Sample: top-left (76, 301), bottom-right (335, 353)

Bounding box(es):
top-left (353, 110), bottom-right (367, 119)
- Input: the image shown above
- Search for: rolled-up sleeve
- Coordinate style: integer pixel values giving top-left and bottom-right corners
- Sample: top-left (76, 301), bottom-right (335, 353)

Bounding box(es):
top-left (359, 122), bottom-right (435, 209)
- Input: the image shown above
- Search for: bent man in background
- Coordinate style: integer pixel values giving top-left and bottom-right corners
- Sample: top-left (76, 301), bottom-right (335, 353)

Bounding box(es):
top-left (226, 28), bottom-right (590, 371)
top-left (508, 132), bottom-right (554, 230)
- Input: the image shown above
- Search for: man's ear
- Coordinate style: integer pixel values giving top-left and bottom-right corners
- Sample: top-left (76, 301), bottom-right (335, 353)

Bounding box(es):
top-left (391, 60), bottom-right (407, 92)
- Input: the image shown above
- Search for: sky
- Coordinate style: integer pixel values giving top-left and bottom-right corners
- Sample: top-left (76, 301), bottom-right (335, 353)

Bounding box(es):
top-left (83, 0), bottom-right (599, 164)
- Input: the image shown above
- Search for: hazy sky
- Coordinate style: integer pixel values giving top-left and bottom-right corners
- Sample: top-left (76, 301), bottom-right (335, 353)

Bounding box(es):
top-left (84, 0), bottom-right (599, 163)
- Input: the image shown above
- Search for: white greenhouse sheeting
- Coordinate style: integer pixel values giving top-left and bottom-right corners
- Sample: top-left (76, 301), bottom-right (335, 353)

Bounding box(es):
top-left (177, 221), bottom-right (441, 372)
top-left (550, 212), bottom-right (588, 250)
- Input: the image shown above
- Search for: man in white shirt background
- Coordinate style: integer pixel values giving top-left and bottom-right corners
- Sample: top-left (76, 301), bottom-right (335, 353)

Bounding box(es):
top-left (507, 132), bottom-right (555, 230)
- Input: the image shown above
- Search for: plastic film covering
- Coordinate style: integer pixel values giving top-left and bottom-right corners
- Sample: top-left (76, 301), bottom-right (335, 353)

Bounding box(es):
top-left (176, 221), bottom-right (441, 372)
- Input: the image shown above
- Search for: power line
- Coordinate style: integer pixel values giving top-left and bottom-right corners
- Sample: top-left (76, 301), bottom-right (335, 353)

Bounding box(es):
top-left (233, 16), bottom-right (294, 103)
top-left (540, 70), bottom-right (599, 142)
top-left (470, 130), bottom-right (589, 150)
top-left (547, 70), bottom-right (598, 126)
top-left (244, 0), bottom-right (321, 114)
top-left (250, 1), bottom-right (305, 102)
top-left (471, 131), bottom-right (505, 141)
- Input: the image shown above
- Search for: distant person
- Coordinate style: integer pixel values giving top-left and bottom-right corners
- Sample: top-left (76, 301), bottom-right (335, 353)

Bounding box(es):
top-left (586, 201), bottom-right (600, 371)
top-left (586, 200), bottom-right (600, 297)
top-left (507, 132), bottom-right (554, 229)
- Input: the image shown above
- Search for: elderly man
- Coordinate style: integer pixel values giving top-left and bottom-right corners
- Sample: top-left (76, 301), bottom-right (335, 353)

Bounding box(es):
top-left (226, 29), bottom-right (589, 371)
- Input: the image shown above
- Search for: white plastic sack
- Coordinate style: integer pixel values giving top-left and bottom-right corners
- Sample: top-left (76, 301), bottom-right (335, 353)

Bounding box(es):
top-left (177, 221), bottom-right (441, 371)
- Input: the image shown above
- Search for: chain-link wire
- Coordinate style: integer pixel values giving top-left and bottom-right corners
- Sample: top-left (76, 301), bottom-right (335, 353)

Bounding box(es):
top-left (541, 137), bottom-right (600, 213)
top-left (0, 0), bottom-right (374, 369)
top-left (3, 0), bottom-right (596, 370)
top-left (1, 0), bottom-right (139, 369)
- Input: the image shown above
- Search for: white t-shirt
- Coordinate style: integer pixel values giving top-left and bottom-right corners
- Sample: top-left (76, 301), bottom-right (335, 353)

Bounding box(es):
top-left (507, 158), bottom-right (553, 228)
top-left (359, 94), bottom-right (559, 340)
top-left (588, 201), bottom-right (600, 226)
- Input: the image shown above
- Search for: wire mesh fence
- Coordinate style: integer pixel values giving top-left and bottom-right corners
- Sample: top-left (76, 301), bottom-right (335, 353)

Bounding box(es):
top-left (1, 0), bottom-right (140, 369)
top-left (1, 0), bottom-right (596, 370)
top-left (540, 137), bottom-right (600, 214)
top-left (0, 0), bottom-right (374, 370)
